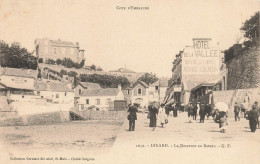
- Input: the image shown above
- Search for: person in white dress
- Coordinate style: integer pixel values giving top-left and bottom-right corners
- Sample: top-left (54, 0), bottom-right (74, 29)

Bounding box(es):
top-left (157, 104), bottom-right (167, 128)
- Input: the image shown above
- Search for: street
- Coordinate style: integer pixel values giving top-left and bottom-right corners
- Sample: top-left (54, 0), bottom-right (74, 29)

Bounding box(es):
top-left (105, 112), bottom-right (260, 164)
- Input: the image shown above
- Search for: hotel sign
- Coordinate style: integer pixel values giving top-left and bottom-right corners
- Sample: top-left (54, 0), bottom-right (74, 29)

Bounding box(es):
top-left (182, 38), bottom-right (220, 75)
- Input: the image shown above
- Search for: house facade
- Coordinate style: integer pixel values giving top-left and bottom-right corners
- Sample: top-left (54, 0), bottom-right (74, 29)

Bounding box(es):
top-left (34, 81), bottom-right (74, 104)
top-left (77, 86), bottom-right (124, 110)
top-left (74, 82), bottom-right (101, 97)
top-left (131, 81), bottom-right (149, 108)
top-left (0, 67), bottom-right (38, 92)
top-left (165, 38), bottom-right (228, 105)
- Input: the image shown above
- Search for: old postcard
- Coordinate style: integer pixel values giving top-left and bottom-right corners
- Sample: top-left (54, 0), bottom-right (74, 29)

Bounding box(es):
top-left (0, 0), bottom-right (260, 163)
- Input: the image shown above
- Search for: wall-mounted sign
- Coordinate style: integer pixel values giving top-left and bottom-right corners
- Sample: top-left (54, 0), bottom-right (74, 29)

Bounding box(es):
top-left (182, 38), bottom-right (220, 75)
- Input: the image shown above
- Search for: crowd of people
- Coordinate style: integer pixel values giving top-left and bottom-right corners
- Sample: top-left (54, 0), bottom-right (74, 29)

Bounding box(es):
top-left (126, 100), bottom-right (260, 133)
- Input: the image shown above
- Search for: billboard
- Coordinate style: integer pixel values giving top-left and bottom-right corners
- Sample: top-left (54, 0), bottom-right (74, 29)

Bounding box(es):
top-left (182, 38), bottom-right (220, 75)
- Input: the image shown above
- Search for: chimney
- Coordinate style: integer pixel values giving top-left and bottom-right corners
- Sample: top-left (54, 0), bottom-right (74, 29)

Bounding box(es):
top-left (118, 84), bottom-right (122, 91)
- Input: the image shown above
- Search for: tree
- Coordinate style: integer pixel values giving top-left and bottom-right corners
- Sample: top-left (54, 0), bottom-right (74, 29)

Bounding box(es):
top-left (56, 59), bottom-right (62, 65)
top-left (38, 58), bottom-right (43, 63)
top-left (0, 41), bottom-right (38, 69)
top-left (90, 64), bottom-right (96, 71)
top-left (45, 58), bottom-right (55, 65)
top-left (80, 74), bottom-right (130, 88)
top-left (60, 69), bottom-right (68, 75)
top-left (137, 73), bottom-right (159, 85)
top-left (240, 12), bottom-right (259, 47)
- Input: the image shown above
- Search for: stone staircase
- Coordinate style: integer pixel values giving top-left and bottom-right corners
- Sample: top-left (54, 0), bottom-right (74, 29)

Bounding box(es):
top-left (232, 89), bottom-right (248, 105)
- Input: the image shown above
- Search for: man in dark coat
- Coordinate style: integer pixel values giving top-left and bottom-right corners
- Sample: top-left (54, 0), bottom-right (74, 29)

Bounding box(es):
top-left (173, 103), bottom-right (179, 117)
top-left (127, 103), bottom-right (138, 131)
top-left (248, 102), bottom-right (259, 132)
top-left (193, 103), bottom-right (198, 120)
top-left (148, 104), bottom-right (158, 129)
top-left (205, 104), bottom-right (212, 120)
top-left (234, 102), bottom-right (240, 121)
top-left (199, 104), bottom-right (206, 123)
top-left (253, 101), bottom-right (260, 128)
top-left (188, 103), bottom-right (193, 122)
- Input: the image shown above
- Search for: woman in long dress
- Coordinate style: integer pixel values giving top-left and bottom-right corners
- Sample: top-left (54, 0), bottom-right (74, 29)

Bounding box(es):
top-left (157, 104), bottom-right (167, 128)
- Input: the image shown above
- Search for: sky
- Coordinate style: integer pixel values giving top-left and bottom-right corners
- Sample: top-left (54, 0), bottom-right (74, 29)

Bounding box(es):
top-left (0, 0), bottom-right (259, 78)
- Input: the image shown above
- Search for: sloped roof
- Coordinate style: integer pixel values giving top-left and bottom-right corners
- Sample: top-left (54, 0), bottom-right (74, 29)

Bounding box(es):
top-left (78, 82), bottom-right (101, 90)
top-left (0, 67), bottom-right (38, 78)
top-left (150, 80), bottom-right (159, 86)
top-left (133, 80), bottom-right (149, 88)
top-left (81, 88), bottom-right (119, 97)
top-left (109, 68), bottom-right (136, 73)
top-left (34, 81), bottom-right (73, 92)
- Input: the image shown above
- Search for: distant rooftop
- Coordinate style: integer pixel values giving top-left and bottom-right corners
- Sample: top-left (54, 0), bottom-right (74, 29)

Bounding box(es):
top-left (34, 81), bottom-right (73, 92)
top-left (109, 68), bottom-right (136, 73)
top-left (77, 82), bottom-right (101, 90)
top-left (81, 88), bottom-right (119, 97)
top-left (0, 67), bottom-right (38, 79)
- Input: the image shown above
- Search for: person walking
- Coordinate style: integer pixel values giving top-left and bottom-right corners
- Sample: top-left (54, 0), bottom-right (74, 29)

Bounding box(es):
top-left (219, 111), bottom-right (228, 133)
top-left (199, 103), bottom-right (206, 123)
top-left (193, 103), bottom-right (198, 120)
top-left (127, 103), bottom-right (138, 131)
top-left (158, 104), bottom-right (167, 128)
top-left (253, 101), bottom-right (260, 128)
top-left (188, 103), bottom-right (194, 123)
top-left (248, 102), bottom-right (259, 132)
top-left (173, 103), bottom-right (179, 117)
top-left (148, 103), bottom-right (158, 131)
top-left (234, 102), bottom-right (240, 121)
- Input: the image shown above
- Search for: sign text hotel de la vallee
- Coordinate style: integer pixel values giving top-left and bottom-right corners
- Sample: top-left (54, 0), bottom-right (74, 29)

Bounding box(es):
top-left (182, 38), bottom-right (220, 75)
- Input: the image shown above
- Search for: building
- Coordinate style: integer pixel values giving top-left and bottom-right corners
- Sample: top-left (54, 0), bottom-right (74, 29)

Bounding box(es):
top-left (74, 82), bottom-right (101, 97)
top-left (165, 38), bottom-right (228, 105)
top-left (77, 85), bottom-right (124, 110)
top-left (35, 38), bottom-right (85, 63)
top-left (0, 67), bottom-right (38, 93)
top-left (34, 81), bottom-right (74, 104)
top-left (130, 80), bottom-right (149, 107)
top-left (109, 68), bottom-right (146, 83)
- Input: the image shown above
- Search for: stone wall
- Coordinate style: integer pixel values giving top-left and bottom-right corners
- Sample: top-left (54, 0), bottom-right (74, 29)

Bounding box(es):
top-left (73, 110), bottom-right (127, 121)
top-left (226, 46), bottom-right (260, 89)
top-left (0, 111), bottom-right (70, 126)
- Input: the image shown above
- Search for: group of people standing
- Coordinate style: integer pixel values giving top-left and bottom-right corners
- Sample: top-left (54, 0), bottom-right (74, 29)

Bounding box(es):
top-left (187, 102), bottom-right (212, 123)
top-left (127, 100), bottom-right (260, 133)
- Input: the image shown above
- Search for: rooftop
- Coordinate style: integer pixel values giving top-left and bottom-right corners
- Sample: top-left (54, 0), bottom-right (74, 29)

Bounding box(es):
top-left (34, 81), bottom-right (73, 92)
top-left (81, 88), bottom-right (119, 97)
top-left (109, 68), bottom-right (136, 73)
top-left (0, 67), bottom-right (38, 79)
top-left (78, 82), bottom-right (101, 90)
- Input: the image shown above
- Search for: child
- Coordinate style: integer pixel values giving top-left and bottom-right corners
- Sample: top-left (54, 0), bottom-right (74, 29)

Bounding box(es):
top-left (219, 111), bottom-right (228, 133)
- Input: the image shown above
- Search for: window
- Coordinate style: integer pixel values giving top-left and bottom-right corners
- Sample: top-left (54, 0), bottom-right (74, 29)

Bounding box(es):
top-left (22, 95), bottom-right (24, 98)
top-left (138, 88), bottom-right (142, 95)
top-left (106, 98), bottom-right (111, 105)
top-left (54, 48), bottom-right (56, 54)
top-left (24, 80), bottom-right (27, 82)
top-left (86, 99), bottom-right (89, 104)
top-left (79, 89), bottom-right (82, 95)
top-left (155, 86), bottom-right (159, 91)
top-left (65, 92), bottom-right (67, 96)
top-left (12, 79), bottom-right (14, 81)
top-left (56, 94), bottom-right (59, 98)
top-left (96, 99), bottom-right (100, 105)
top-left (127, 89), bottom-right (130, 94)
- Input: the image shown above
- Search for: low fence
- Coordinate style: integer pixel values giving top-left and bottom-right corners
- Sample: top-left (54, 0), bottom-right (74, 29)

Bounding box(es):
top-left (0, 111), bottom-right (70, 126)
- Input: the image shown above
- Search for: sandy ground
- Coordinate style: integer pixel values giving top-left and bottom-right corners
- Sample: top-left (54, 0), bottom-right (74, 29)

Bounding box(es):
top-left (0, 120), bottom-right (123, 164)
top-left (107, 112), bottom-right (260, 164)
top-left (1, 112), bottom-right (260, 164)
